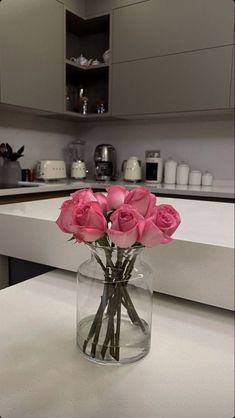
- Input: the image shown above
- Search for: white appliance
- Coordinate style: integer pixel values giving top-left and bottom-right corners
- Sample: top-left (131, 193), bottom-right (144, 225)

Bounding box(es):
top-left (145, 150), bottom-right (163, 183)
top-left (123, 156), bottom-right (142, 182)
top-left (71, 160), bottom-right (87, 179)
top-left (36, 160), bottom-right (66, 180)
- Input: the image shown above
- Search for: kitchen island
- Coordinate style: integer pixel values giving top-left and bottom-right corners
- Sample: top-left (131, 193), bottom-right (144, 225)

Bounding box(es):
top-left (0, 269), bottom-right (233, 418)
top-left (0, 196), bottom-right (234, 310)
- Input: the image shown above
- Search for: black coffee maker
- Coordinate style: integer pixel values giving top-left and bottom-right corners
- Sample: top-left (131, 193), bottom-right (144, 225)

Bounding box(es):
top-left (94, 144), bottom-right (117, 181)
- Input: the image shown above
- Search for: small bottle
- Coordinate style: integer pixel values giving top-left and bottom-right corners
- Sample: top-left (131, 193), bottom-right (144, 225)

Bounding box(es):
top-left (189, 170), bottom-right (202, 186)
top-left (164, 158), bottom-right (177, 184)
top-left (176, 162), bottom-right (189, 185)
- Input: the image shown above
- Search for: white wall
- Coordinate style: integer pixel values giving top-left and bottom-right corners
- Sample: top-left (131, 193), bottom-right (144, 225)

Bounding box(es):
top-left (0, 110), bottom-right (234, 180)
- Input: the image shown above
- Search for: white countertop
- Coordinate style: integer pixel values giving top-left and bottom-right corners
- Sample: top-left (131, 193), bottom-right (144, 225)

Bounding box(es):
top-left (0, 196), bottom-right (234, 310)
top-left (0, 179), bottom-right (234, 199)
top-left (0, 269), bottom-right (234, 418)
top-left (0, 196), bottom-right (233, 248)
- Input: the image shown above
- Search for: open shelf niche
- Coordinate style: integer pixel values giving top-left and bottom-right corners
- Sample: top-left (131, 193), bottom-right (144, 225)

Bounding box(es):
top-left (65, 11), bottom-right (110, 116)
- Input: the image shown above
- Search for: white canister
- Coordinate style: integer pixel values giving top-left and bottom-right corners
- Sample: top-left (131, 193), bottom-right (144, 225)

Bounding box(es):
top-left (202, 172), bottom-right (213, 186)
top-left (164, 158), bottom-right (177, 184)
top-left (189, 170), bottom-right (202, 186)
top-left (176, 162), bottom-right (189, 185)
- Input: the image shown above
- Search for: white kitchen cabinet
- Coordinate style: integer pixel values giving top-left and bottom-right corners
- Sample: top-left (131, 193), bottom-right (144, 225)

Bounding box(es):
top-left (0, 0), bottom-right (64, 113)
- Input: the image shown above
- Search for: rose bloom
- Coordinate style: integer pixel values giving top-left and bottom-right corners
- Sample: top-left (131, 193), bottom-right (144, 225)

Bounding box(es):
top-left (94, 192), bottom-right (108, 214)
top-left (106, 185), bottom-right (129, 210)
top-left (70, 188), bottom-right (97, 204)
top-left (156, 204), bottom-right (181, 236)
top-left (56, 199), bottom-right (78, 234)
top-left (139, 204), bottom-right (181, 247)
top-left (124, 187), bottom-right (156, 218)
top-left (108, 204), bottom-right (143, 248)
top-left (56, 201), bottom-right (107, 242)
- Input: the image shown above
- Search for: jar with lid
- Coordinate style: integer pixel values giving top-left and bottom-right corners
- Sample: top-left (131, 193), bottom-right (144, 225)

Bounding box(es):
top-left (202, 172), bottom-right (213, 186)
top-left (189, 170), bottom-right (202, 186)
top-left (164, 158), bottom-right (177, 184)
top-left (176, 162), bottom-right (190, 185)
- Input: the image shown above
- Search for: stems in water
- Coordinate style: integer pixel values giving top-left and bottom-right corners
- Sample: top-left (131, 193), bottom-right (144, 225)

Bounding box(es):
top-left (82, 246), bottom-right (145, 361)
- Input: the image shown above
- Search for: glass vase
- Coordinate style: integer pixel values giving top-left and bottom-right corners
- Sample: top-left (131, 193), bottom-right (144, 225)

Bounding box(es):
top-left (76, 244), bottom-right (153, 365)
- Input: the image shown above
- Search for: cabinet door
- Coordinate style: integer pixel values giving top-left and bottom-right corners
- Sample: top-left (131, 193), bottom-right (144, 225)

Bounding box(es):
top-left (112, 0), bottom-right (234, 63)
top-left (85, 0), bottom-right (111, 17)
top-left (0, 0), bottom-right (64, 113)
top-left (112, 0), bottom-right (149, 8)
top-left (58, 0), bottom-right (85, 16)
top-left (112, 46), bottom-right (233, 115)
top-left (230, 48), bottom-right (234, 108)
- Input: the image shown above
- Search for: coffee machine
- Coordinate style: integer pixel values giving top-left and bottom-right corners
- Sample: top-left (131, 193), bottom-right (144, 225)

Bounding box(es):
top-left (94, 144), bottom-right (117, 181)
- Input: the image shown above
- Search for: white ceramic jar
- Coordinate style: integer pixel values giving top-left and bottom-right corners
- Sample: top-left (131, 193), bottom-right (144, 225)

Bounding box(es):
top-left (202, 172), bottom-right (213, 186)
top-left (164, 158), bottom-right (177, 184)
top-left (176, 162), bottom-right (189, 185)
top-left (189, 170), bottom-right (202, 186)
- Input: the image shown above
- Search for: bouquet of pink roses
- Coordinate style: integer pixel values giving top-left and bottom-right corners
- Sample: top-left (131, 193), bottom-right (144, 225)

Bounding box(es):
top-left (56, 185), bottom-right (180, 247)
top-left (56, 186), bottom-right (180, 362)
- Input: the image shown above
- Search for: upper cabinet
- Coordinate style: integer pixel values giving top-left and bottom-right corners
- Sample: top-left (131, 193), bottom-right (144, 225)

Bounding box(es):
top-left (85, 0), bottom-right (111, 17)
top-left (0, 0), bottom-right (64, 113)
top-left (112, 46), bottom-right (233, 115)
top-left (57, 0), bottom-right (85, 16)
top-left (65, 11), bottom-right (110, 116)
top-left (230, 47), bottom-right (234, 108)
top-left (112, 0), bottom-right (149, 9)
top-left (112, 0), bottom-right (234, 63)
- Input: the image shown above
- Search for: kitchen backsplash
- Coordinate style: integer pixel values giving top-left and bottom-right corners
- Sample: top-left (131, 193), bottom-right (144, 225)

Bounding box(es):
top-left (0, 110), bottom-right (234, 181)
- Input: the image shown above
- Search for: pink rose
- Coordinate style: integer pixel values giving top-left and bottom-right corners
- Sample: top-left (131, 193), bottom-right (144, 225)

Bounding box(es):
top-left (139, 205), bottom-right (181, 247)
top-left (56, 200), bottom-right (107, 242)
top-left (70, 188), bottom-right (96, 204)
top-left (56, 199), bottom-right (78, 234)
top-left (73, 202), bottom-right (107, 242)
top-left (106, 185), bottom-right (129, 210)
top-left (124, 187), bottom-right (156, 218)
top-left (155, 204), bottom-right (181, 236)
top-left (108, 204), bottom-right (143, 248)
top-left (94, 192), bottom-right (108, 214)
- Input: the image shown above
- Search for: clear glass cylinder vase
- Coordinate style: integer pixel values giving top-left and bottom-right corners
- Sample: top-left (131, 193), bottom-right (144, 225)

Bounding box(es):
top-left (76, 245), bottom-right (153, 365)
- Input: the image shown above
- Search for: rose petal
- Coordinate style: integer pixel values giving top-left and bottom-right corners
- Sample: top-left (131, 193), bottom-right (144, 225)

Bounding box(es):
top-left (139, 218), bottom-right (171, 247)
top-left (108, 226), bottom-right (139, 248)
